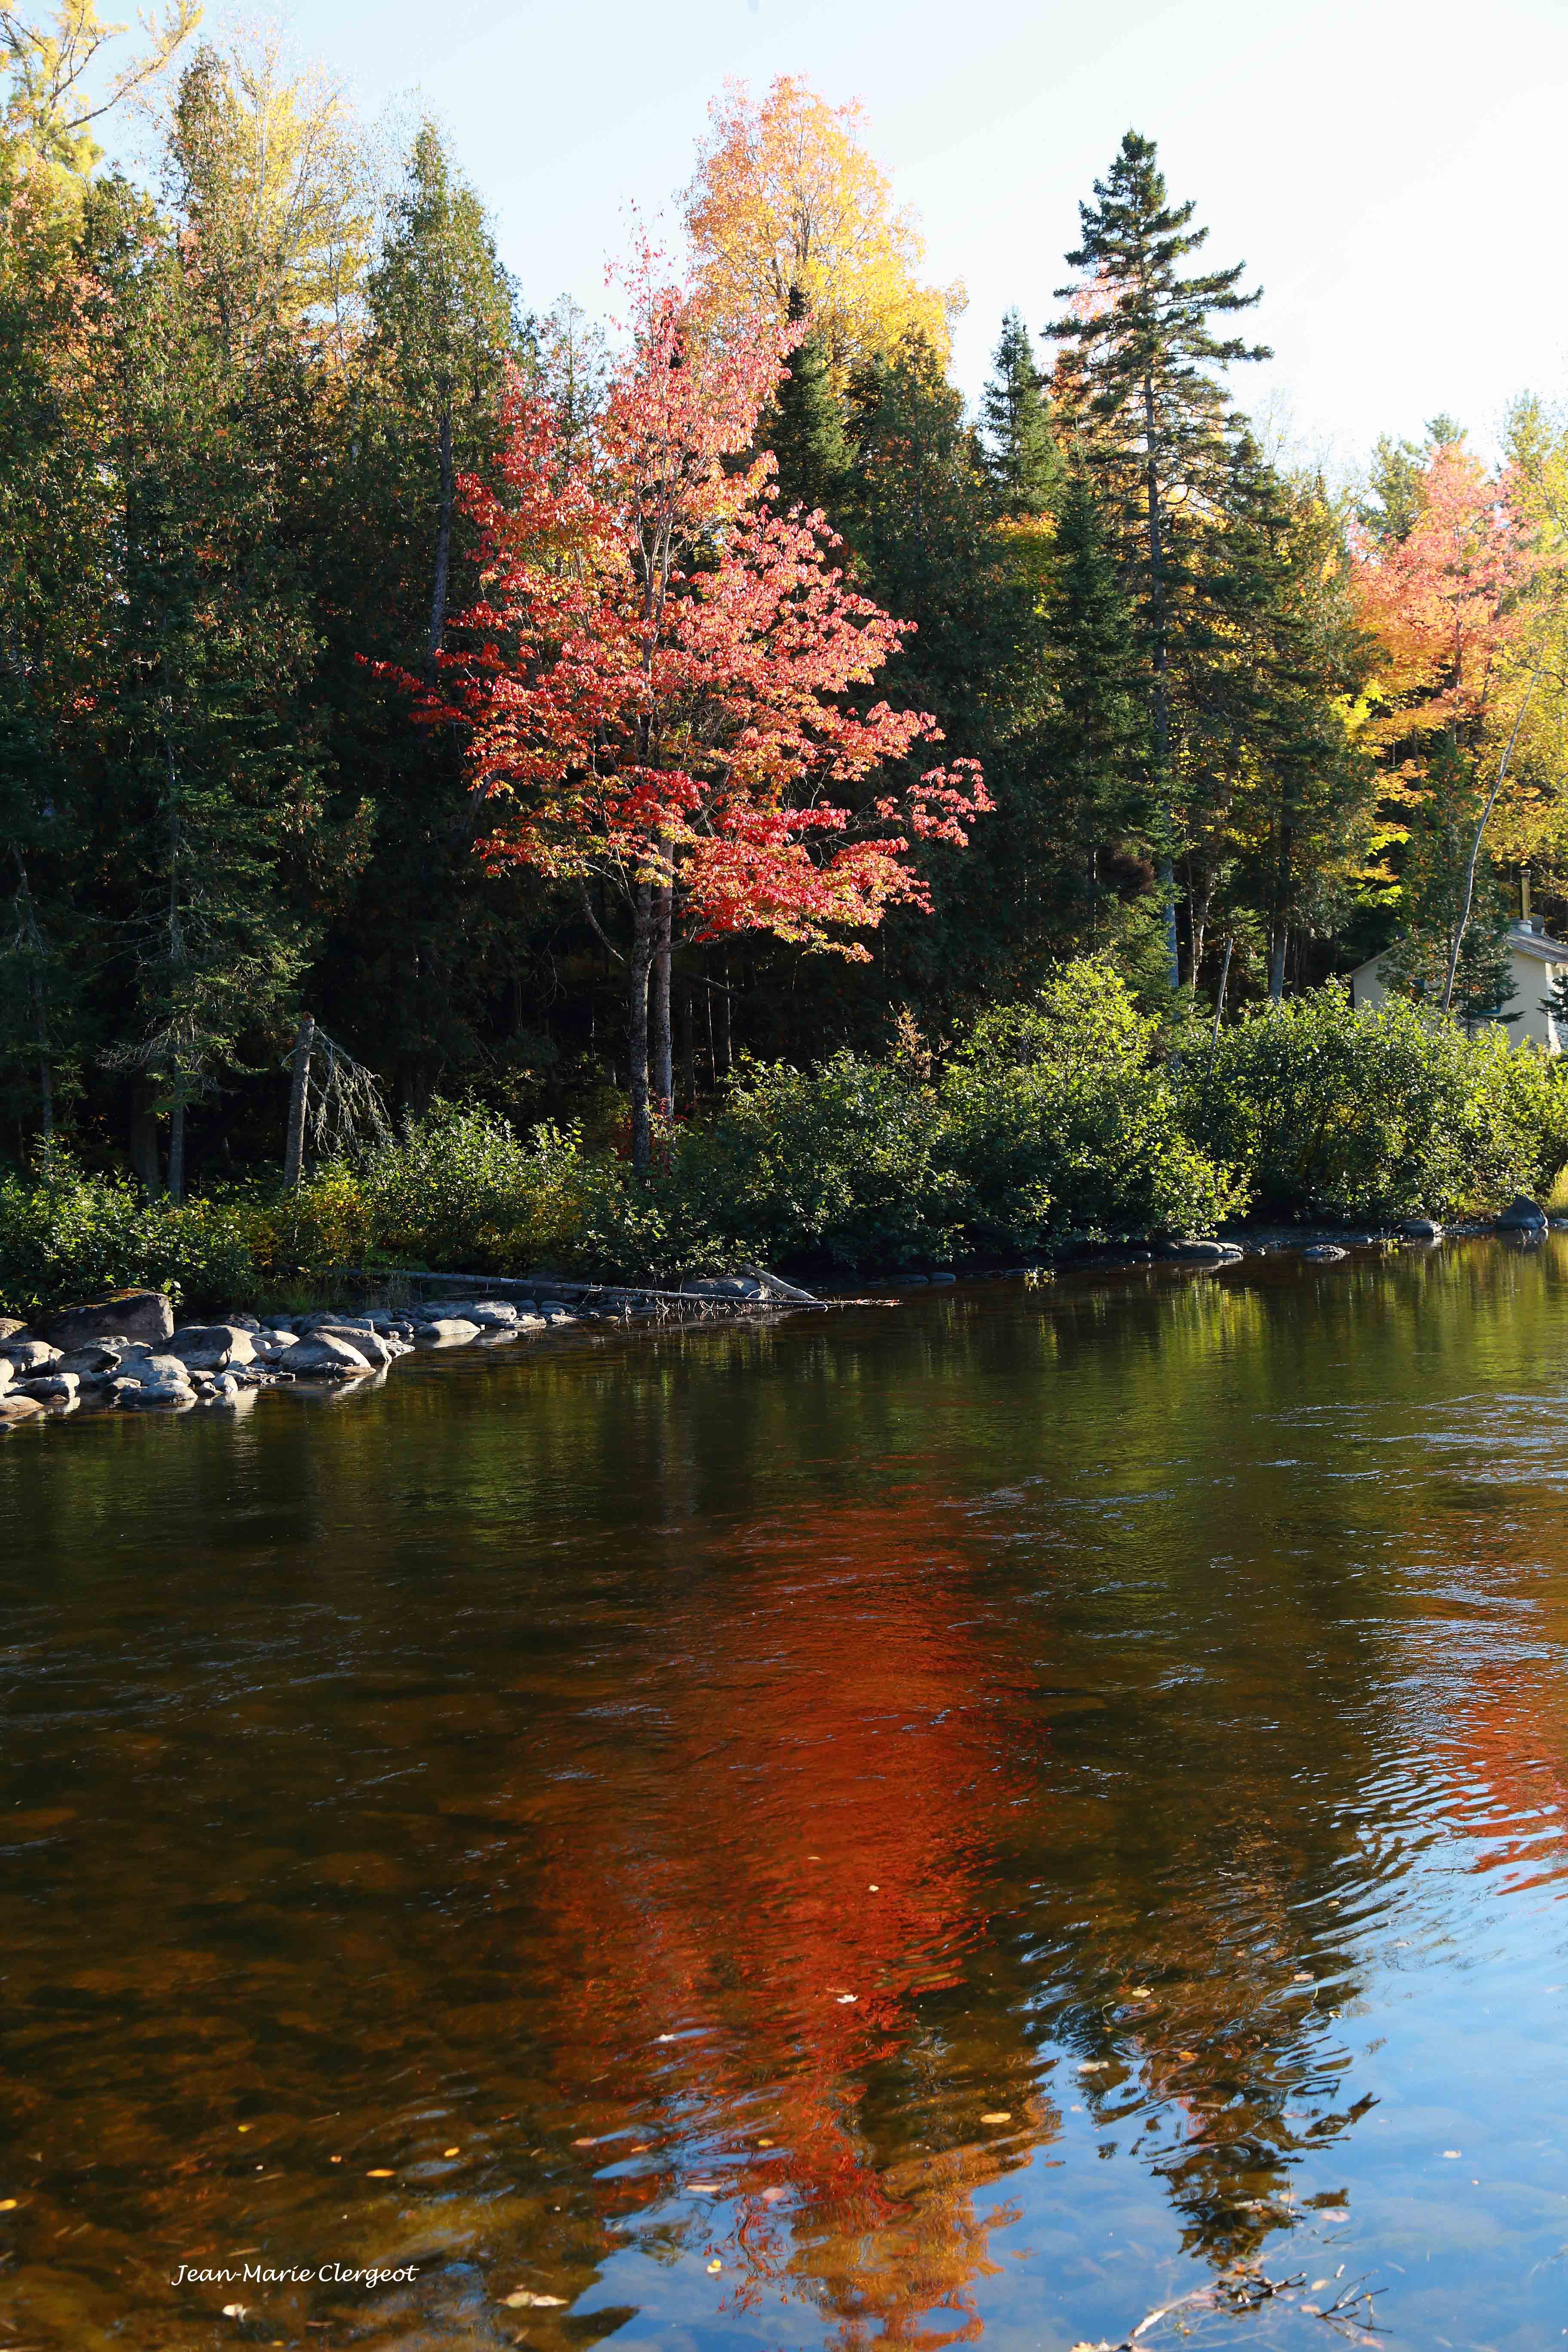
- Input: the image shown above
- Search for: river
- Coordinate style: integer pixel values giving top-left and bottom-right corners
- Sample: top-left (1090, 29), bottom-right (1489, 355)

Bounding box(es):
top-left (3, 1243), bottom-right (1567, 2351)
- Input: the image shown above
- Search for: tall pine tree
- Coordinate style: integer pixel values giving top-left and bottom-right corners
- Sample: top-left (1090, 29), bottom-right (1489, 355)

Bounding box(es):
top-left (980, 309), bottom-right (1059, 519)
top-left (1050, 131), bottom-right (1268, 985)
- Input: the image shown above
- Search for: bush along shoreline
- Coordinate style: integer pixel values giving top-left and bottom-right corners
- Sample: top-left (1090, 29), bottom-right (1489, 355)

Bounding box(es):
top-left (5, 972), bottom-right (1568, 1403)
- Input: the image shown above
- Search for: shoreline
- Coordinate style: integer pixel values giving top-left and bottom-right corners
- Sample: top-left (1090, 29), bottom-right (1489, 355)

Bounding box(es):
top-left (2, 1216), bottom-right (1559, 1432)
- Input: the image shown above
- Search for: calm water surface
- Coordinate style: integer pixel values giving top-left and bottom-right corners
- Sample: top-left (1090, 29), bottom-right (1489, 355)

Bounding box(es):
top-left (3, 1245), bottom-right (1568, 2352)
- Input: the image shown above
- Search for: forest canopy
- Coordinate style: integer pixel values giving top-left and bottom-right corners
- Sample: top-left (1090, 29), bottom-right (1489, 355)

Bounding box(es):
top-left (4, 14), bottom-right (1568, 1196)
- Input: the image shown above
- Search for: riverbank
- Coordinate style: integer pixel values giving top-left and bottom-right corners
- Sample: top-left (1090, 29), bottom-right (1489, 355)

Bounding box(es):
top-left (4, 1203), bottom-right (1559, 1430)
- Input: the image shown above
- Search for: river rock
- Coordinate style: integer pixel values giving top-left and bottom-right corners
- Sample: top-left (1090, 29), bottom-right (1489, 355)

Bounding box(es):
top-left (1164, 1240), bottom-right (1244, 1263)
top-left (170, 1323), bottom-right (257, 1371)
top-left (2, 1338), bottom-right (61, 1373)
top-left (0, 1317), bottom-right (26, 1341)
top-left (0, 1393), bottom-right (45, 1424)
top-left (413, 1318), bottom-right (480, 1344)
top-left (1497, 1193), bottom-right (1547, 1232)
top-left (286, 1332), bottom-right (373, 1375)
top-left (55, 1343), bottom-right (121, 1378)
top-left (39, 1289), bottom-right (174, 1350)
top-left (1399, 1217), bottom-right (1443, 1239)
top-left (308, 1324), bottom-right (398, 1367)
top-left (15, 1372), bottom-right (80, 1404)
top-left (1303, 1244), bottom-right (1347, 1262)
top-left (0, 1360), bottom-right (10, 1396)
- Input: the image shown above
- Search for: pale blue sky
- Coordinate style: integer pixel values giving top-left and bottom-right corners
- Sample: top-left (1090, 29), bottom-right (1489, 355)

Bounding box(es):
top-left (232, 0), bottom-right (1568, 469)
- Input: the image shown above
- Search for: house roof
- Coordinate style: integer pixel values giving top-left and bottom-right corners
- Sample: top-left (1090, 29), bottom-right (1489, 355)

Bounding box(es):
top-left (1350, 922), bottom-right (1568, 979)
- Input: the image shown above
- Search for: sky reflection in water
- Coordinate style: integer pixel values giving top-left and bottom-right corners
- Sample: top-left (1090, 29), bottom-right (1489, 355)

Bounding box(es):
top-left (2, 1241), bottom-right (1568, 2351)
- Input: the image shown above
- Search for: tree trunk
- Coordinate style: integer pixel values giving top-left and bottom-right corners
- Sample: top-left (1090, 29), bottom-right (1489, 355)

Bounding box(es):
top-left (284, 1011), bottom-right (315, 1188)
top-left (167, 1096), bottom-right (186, 1205)
top-left (628, 878), bottom-right (655, 1176)
top-left (1269, 823), bottom-right (1293, 1003)
top-left (651, 861), bottom-right (673, 1116)
top-left (427, 399), bottom-right (454, 668)
top-left (1268, 931), bottom-right (1287, 1004)
top-left (1142, 375), bottom-right (1180, 992)
top-left (718, 952), bottom-right (732, 1073)
top-left (681, 985), bottom-right (696, 1108)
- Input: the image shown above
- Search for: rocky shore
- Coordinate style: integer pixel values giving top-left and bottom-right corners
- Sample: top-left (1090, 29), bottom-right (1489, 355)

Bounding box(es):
top-left (2, 1203), bottom-right (1560, 1431)
top-left (0, 1273), bottom-right (803, 1428)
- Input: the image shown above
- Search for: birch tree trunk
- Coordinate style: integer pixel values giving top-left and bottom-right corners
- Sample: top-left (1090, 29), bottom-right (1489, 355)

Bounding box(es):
top-left (284, 1012), bottom-right (315, 1189)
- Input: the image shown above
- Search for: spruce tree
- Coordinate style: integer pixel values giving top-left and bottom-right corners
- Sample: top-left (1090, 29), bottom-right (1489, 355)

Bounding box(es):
top-left (1050, 130), bottom-right (1268, 983)
top-left (765, 286), bottom-right (849, 518)
top-left (980, 309), bottom-right (1059, 519)
top-left (1038, 462), bottom-right (1151, 939)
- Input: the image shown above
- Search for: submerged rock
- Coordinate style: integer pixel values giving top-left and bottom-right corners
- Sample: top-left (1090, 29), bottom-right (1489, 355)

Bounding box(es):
top-left (1303, 1244), bottom-right (1347, 1263)
top-left (1399, 1217), bottom-right (1443, 1240)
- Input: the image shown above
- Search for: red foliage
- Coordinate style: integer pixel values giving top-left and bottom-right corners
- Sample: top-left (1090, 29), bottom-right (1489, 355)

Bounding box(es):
top-left (422, 254), bottom-right (990, 959)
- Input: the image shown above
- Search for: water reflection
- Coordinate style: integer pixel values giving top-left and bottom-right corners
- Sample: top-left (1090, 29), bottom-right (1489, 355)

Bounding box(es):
top-left (3, 1245), bottom-right (1568, 2348)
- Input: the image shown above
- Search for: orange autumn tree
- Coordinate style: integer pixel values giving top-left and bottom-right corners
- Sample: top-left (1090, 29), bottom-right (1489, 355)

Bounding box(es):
top-left (441, 259), bottom-right (989, 1172)
top-left (683, 77), bottom-right (962, 385)
top-left (1353, 441), bottom-right (1544, 1012)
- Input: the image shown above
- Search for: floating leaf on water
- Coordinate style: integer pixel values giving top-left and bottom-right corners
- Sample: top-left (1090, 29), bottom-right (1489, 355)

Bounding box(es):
top-left (980, 2112), bottom-right (1012, 2124)
top-left (763, 2186), bottom-right (787, 2202)
top-left (756, 2138), bottom-right (773, 2148)
top-left (1442, 2149), bottom-right (1461, 2159)
top-left (1301, 2306), bottom-right (1322, 2317)
top-left (707, 2258), bottom-right (722, 2273)
top-left (835, 1994), bottom-right (858, 2005)
top-left (444, 2147), bottom-right (460, 2158)
top-left (504, 2291), bottom-right (567, 2308)
top-left (868, 1884), bottom-right (879, 1892)
top-left (222, 2306), bottom-right (248, 2320)
top-left (366, 2168), bottom-right (395, 2177)
top-left (655, 2033), bottom-right (676, 2043)
top-left (1294, 1972), bottom-right (1314, 1983)
top-left (1177, 2049), bottom-right (1198, 2062)
top-left (573, 2137), bottom-right (598, 2147)
top-left (688, 2180), bottom-right (721, 2192)
top-left (1126, 1986), bottom-right (1152, 1999)
top-left (0, 2199), bottom-right (17, 2211)
top-left (1319, 2205), bottom-right (1349, 2220)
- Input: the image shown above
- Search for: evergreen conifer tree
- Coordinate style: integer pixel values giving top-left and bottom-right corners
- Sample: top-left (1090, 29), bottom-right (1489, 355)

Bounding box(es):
top-left (980, 309), bottom-right (1059, 518)
top-left (1037, 461), bottom-right (1151, 938)
top-left (765, 286), bottom-right (849, 518)
top-left (1050, 130), bottom-right (1268, 983)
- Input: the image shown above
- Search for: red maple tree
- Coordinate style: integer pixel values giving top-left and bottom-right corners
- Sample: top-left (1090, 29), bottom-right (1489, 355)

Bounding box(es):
top-left (431, 257), bottom-right (989, 1170)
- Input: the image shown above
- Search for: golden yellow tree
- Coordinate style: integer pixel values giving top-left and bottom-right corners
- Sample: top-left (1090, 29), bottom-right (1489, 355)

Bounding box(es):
top-left (683, 75), bottom-right (962, 380)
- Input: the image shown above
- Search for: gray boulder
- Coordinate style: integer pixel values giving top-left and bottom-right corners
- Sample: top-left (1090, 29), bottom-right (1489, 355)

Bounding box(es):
top-left (0, 1393), bottom-right (45, 1425)
top-left (1303, 1243), bottom-right (1347, 1263)
top-left (2, 1338), bottom-right (61, 1373)
top-left (285, 1332), bottom-right (373, 1375)
top-left (15, 1372), bottom-right (80, 1404)
top-left (308, 1324), bottom-right (398, 1367)
top-left (1164, 1240), bottom-right (1244, 1263)
top-left (1498, 1193), bottom-right (1547, 1231)
top-left (55, 1343), bottom-right (121, 1377)
top-left (0, 1317), bottom-right (26, 1341)
top-left (0, 1359), bottom-right (10, 1396)
top-left (1399, 1217), bottom-right (1443, 1240)
top-left (170, 1323), bottom-right (257, 1371)
top-left (40, 1289), bottom-right (174, 1350)
top-left (413, 1317), bottom-right (480, 1344)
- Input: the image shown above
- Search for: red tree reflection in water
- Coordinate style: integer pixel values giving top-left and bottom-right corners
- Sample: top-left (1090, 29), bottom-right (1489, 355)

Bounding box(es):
top-left (477, 1488), bottom-right (1055, 2346)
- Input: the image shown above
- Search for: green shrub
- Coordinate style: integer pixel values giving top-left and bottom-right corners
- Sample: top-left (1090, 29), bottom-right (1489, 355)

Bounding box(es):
top-left (940, 960), bottom-right (1247, 1243)
top-left (1183, 986), bottom-right (1552, 1219)
top-left (673, 1050), bottom-right (957, 1269)
top-left (0, 1157), bottom-right (259, 1319)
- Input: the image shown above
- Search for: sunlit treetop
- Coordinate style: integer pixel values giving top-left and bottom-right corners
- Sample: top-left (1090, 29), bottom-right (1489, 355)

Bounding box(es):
top-left (683, 75), bottom-right (963, 385)
top-left (0, 0), bottom-right (200, 187)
